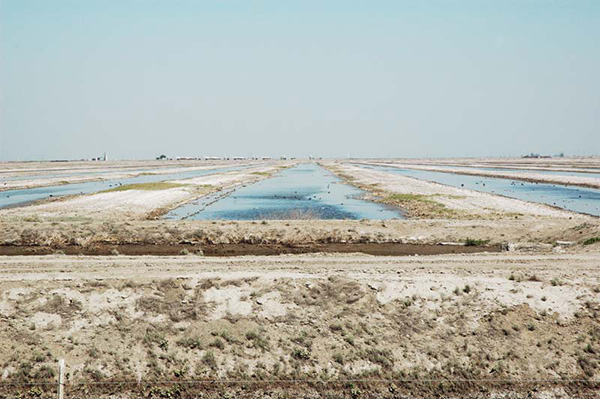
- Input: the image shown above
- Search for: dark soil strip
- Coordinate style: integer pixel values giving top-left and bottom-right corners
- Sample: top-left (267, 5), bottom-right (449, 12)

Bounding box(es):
top-left (0, 242), bottom-right (501, 257)
top-left (1, 379), bottom-right (598, 399)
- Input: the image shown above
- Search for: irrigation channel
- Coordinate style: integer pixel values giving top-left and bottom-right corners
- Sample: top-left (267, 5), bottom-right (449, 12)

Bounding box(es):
top-left (0, 165), bottom-right (250, 209)
top-left (165, 163), bottom-right (404, 220)
top-left (356, 163), bottom-right (600, 216)
top-left (399, 163), bottom-right (600, 179)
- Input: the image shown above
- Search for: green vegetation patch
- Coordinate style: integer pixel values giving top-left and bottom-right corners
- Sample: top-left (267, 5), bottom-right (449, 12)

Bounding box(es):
top-left (251, 171), bottom-right (272, 176)
top-left (386, 193), bottom-right (435, 203)
top-left (435, 194), bottom-right (467, 200)
top-left (383, 193), bottom-right (460, 219)
top-left (246, 330), bottom-right (271, 352)
top-left (582, 237), bottom-right (600, 246)
top-left (464, 238), bottom-right (490, 247)
top-left (103, 182), bottom-right (185, 193)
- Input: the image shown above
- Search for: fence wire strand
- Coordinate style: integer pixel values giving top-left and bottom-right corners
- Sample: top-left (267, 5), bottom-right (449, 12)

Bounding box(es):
top-left (3, 377), bottom-right (600, 387)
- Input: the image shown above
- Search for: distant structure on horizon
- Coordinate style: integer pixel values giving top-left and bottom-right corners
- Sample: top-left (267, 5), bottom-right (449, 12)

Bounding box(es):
top-left (522, 152), bottom-right (552, 159)
top-left (90, 152), bottom-right (108, 161)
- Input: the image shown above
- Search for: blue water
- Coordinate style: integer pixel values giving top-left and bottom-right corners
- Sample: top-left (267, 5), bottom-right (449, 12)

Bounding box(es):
top-left (357, 164), bottom-right (600, 216)
top-left (0, 166), bottom-right (249, 209)
top-left (166, 163), bottom-right (403, 220)
top-left (415, 164), bottom-right (600, 179)
top-left (480, 167), bottom-right (600, 179)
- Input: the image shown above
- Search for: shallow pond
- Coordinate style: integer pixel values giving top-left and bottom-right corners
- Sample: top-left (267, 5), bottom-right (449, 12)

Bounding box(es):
top-left (418, 164), bottom-right (600, 179)
top-left (0, 165), bottom-right (248, 209)
top-left (165, 163), bottom-right (403, 220)
top-left (358, 164), bottom-right (600, 216)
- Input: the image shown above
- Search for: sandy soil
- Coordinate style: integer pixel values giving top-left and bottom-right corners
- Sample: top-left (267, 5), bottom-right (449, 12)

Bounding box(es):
top-left (361, 161), bottom-right (600, 190)
top-left (0, 252), bottom-right (599, 398)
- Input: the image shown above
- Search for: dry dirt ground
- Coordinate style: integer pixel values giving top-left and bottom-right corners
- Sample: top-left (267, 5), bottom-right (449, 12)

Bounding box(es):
top-left (0, 217), bottom-right (599, 254)
top-left (0, 253), bottom-right (599, 398)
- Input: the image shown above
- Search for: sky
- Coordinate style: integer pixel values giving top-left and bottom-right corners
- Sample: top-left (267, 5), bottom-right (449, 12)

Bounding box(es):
top-left (1, 0), bottom-right (599, 161)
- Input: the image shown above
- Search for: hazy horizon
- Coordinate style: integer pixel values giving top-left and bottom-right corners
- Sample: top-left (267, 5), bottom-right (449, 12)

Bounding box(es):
top-left (1, 1), bottom-right (599, 161)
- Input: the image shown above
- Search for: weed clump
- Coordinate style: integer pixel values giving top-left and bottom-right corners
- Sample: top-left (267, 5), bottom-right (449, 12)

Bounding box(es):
top-left (246, 330), bottom-right (270, 351)
top-left (39, 295), bottom-right (82, 316)
top-left (203, 351), bottom-right (217, 370)
top-left (383, 193), bottom-right (457, 218)
top-left (176, 337), bottom-right (202, 350)
top-left (209, 338), bottom-right (225, 350)
top-left (582, 237), bottom-right (600, 246)
top-left (584, 343), bottom-right (596, 354)
top-left (31, 351), bottom-right (46, 363)
top-left (34, 365), bottom-right (56, 380)
top-left (103, 182), bottom-right (184, 193)
top-left (212, 330), bottom-right (239, 344)
top-left (465, 238), bottom-right (490, 247)
top-left (551, 277), bottom-right (562, 286)
top-left (333, 352), bottom-right (345, 364)
top-left (143, 329), bottom-right (168, 350)
top-left (363, 348), bottom-right (394, 369)
top-left (291, 348), bottom-right (311, 360)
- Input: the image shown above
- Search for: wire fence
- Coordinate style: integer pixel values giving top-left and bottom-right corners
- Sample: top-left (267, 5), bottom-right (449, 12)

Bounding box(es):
top-left (2, 360), bottom-right (600, 398)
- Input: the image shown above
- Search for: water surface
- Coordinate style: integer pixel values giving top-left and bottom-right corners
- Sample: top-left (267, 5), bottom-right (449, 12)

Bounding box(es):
top-left (358, 164), bottom-right (600, 216)
top-left (409, 164), bottom-right (600, 179)
top-left (166, 163), bottom-right (403, 220)
top-left (0, 165), bottom-right (248, 209)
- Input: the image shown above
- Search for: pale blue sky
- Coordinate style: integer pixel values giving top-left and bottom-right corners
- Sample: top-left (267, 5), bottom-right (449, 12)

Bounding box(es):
top-left (1, 1), bottom-right (599, 160)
